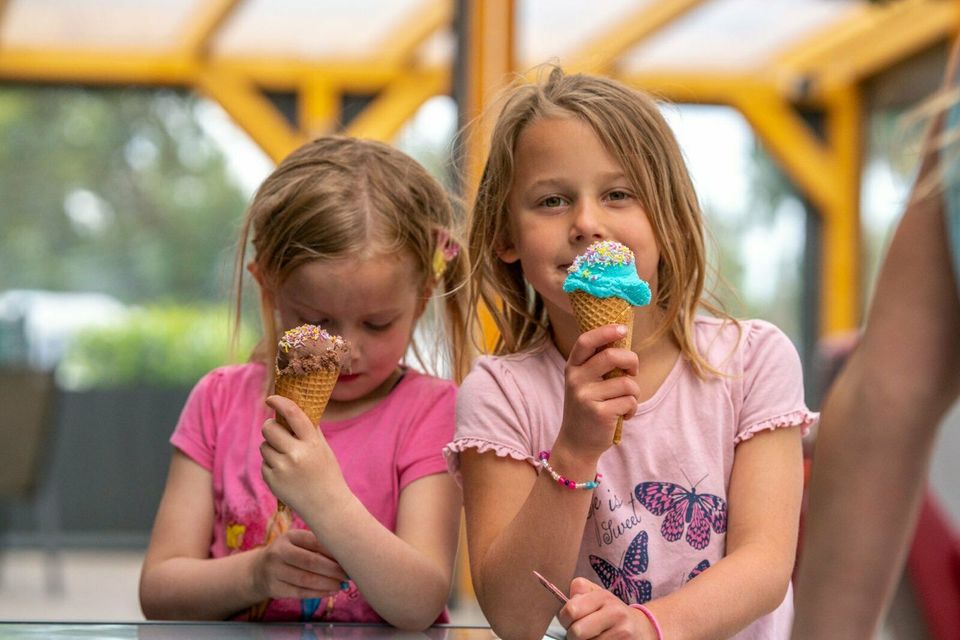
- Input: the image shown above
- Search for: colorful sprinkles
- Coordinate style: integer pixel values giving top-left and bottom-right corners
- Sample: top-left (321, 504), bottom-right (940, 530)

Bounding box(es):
top-left (567, 240), bottom-right (635, 282)
top-left (278, 324), bottom-right (344, 352)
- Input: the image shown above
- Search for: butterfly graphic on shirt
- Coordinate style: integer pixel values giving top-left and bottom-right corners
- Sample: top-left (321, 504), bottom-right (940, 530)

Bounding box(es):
top-left (589, 530), bottom-right (653, 605)
top-left (634, 476), bottom-right (727, 550)
top-left (685, 559), bottom-right (711, 584)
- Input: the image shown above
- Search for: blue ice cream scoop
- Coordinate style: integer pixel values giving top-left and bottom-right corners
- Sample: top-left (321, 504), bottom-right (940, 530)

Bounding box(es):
top-left (562, 240), bottom-right (652, 306)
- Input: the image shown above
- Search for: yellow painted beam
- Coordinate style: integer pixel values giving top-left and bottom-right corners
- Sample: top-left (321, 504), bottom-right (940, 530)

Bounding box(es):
top-left (728, 83), bottom-right (838, 215)
top-left (216, 58), bottom-right (399, 91)
top-left (455, 0), bottom-right (516, 604)
top-left (345, 67), bottom-right (449, 142)
top-left (195, 67), bottom-right (305, 163)
top-left (566, 0), bottom-right (706, 74)
top-left (376, 0), bottom-right (452, 67)
top-left (178, 0), bottom-right (242, 56)
top-left (463, 0), bottom-right (514, 201)
top-left (819, 85), bottom-right (862, 334)
top-left (730, 85), bottom-right (861, 332)
top-left (300, 78), bottom-right (338, 138)
top-left (622, 70), bottom-right (839, 210)
top-left (0, 48), bottom-right (198, 85)
top-left (775, 0), bottom-right (960, 100)
top-left (622, 69), bottom-right (862, 330)
top-left (0, 47), bottom-right (402, 91)
top-left (621, 69), bottom-right (775, 104)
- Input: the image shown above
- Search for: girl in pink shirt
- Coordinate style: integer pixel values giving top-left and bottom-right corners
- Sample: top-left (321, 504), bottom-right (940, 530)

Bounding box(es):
top-left (446, 69), bottom-right (816, 639)
top-left (140, 137), bottom-right (468, 628)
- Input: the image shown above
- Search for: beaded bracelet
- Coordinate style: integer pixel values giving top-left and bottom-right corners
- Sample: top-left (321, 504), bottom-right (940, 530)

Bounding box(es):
top-left (537, 451), bottom-right (601, 490)
top-left (630, 604), bottom-right (664, 640)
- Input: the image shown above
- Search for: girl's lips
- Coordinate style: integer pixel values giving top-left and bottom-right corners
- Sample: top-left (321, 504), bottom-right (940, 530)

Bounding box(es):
top-left (337, 373), bottom-right (360, 383)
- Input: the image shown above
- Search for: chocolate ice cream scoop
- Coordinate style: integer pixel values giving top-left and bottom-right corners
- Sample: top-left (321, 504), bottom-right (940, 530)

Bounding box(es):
top-left (276, 324), bottom-right (349, 376)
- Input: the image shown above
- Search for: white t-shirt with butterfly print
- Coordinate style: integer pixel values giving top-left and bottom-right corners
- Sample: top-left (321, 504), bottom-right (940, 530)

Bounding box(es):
top-left (445, 317), bottom-right (817, 639)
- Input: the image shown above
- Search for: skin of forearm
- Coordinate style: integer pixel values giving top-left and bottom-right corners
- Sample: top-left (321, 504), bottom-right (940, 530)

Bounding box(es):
top-left (139, 550), bottom-right (262, 620)
top-left (472, 446), bottom-right (598, 640)
top-left (793, 368), bottom-right (939, 638)
top-left (299, 492), bottom-right (452, 630)
top-left (649, 541), bottom-right (795, 640)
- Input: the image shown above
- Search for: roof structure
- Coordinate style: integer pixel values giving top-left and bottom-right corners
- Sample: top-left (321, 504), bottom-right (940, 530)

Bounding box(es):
top-left (1, 0), bottom-right (958, 334)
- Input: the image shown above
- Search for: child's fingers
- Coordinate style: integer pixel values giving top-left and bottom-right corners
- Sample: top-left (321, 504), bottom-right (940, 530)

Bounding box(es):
top-left (577, 347), bottom-right (639, 380)
top-left (260, 419), bottom-right (295, 453)
top-left (284, 540), bottom-right (348, 582)
top-left (568, 325), bottom-right (629, 366)
top-left (265, 395), bottom-right (315, 439)
top-left (289, 534), bottom-right (335, 563)
top-left (277, 575), bottom-right (341, 600)
top-left (557, 583), bottom-right (605, 632)
top-left (569, 576), bottom-right (603, 596)
top-left (287, 528), bottom-right (326, 552)
top-left (568, 369), bottom-right (640, 406)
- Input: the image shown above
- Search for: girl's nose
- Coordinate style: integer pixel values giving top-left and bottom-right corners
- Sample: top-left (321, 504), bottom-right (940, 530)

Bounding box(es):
top-left (570, 200), bottom-right (605, 243)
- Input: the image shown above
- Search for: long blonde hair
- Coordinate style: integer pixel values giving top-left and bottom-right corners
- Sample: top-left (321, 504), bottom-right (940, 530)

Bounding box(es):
top-left (466, 67), bottom-right (733, 378)
top-left (233, 136), bottom-right (470, 384)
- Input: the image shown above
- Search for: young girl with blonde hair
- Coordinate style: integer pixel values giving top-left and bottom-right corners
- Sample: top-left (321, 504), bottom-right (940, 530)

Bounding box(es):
top-left (140, 136), bottom-right (468, 629)
top-left (446, 68), bottom-right (816, 639)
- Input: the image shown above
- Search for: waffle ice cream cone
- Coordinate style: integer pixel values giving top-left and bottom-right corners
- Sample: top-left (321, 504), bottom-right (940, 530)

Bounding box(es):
top-left (564, 241), bottom-right (651, 445)
top-left (273, 324), bottom-right (349, 511)
top-left (273, 368), bottom-right (339, 429)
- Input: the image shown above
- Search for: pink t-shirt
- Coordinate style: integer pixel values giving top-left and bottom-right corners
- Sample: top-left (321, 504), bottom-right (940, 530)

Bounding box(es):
top-left (446, 318), bottom-right (816, 639)
top-left (171, 362), bottom-right (455, 623)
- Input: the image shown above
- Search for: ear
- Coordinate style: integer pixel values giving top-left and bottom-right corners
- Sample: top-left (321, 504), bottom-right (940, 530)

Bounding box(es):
top-left (247, 261), bottom-right (266, 288)
top-left (496, 236), bottom-right (520, 264)
top-left (248, 261), bottom-right (277, 311)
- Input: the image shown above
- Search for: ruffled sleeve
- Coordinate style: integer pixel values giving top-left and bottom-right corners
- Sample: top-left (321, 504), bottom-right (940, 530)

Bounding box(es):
top-left (735, 320), bottom-right (819, 444)
top-left (443, 355), bottom-right (541, 484)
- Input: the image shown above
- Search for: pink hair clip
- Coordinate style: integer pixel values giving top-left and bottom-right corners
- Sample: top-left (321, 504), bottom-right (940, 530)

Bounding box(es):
top-left (432, 228), bottom-right (461, 281)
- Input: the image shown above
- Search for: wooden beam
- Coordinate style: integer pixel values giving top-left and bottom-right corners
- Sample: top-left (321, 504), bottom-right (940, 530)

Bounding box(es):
top-left (300, 78), bottom-right (338, 138)
top-left (376, 0), bottom-right (452, 67)
top-left (195, 67), bottom-right (304, 162)
top-left (0, 48), bottom-right (198, 85)
top-left (775, 0), bottom-right (960, 100)
top-left (729, 84), bottom-right (838, 215)
top-left (345, 67), bottom-right (449, 142)
top-left (215, 58), bottom-right (398, 91)
top-left (0, 47), bottom-right (402, 91)
top-left (463, 0), bottom-right (514, 199)
top-left (622, 69), bottom-right (862, 331)
top-left (178, 0), bottom-right (243, 57)
top-left (566, 0), bottom-right (706, 74)
top-left (621, 69), bottom-right (774, 104)
top-left (819, 85), bottom-right (862, 334)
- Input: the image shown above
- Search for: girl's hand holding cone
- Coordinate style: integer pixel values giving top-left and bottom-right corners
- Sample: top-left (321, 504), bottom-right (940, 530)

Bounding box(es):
top-left (563, 241), bottom-right (651, 444)
top-left (561, 324), bottom-right (641, 458)
top-left (261, 395), bottom-right (350, 517)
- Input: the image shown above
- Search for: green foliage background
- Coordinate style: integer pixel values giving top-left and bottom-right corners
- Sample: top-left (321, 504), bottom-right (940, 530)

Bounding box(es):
top-left (60, 305), bottom-right (257, 388)
top-left (0, 87), bottom-right (249, 302)
top-left (0, 87), bottom-right (260, 386)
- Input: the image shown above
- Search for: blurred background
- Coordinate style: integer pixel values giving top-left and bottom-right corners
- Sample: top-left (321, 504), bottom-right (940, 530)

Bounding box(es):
top-left (0, 0), bottom-right (957, 637)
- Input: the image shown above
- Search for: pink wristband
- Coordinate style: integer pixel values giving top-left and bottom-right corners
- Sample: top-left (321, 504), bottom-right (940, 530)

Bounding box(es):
top-left (630, 604), bottom-right (664, 640)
